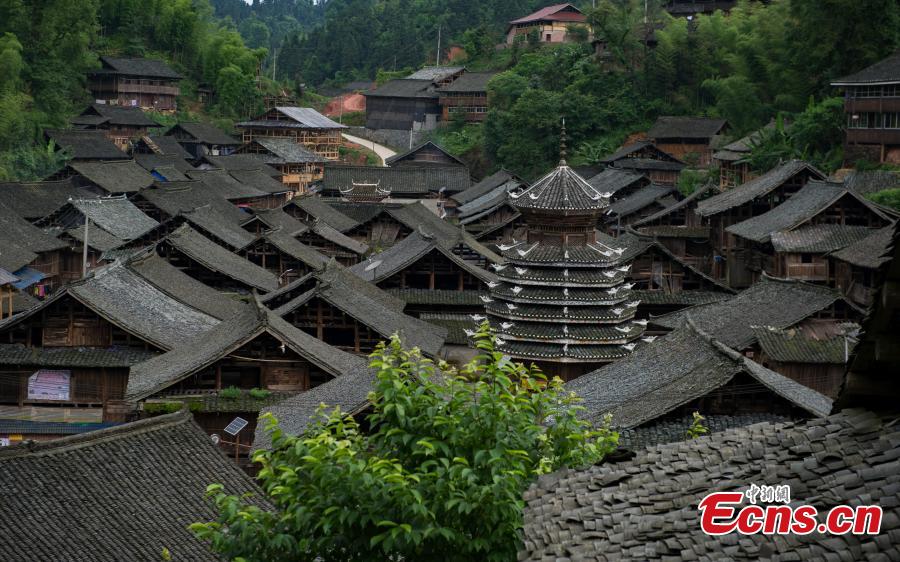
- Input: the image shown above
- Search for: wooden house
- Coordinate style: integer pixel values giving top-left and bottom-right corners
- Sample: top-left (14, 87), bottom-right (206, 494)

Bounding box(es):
top-left (506, 3), bottom-right (589, 44)
top-left (249, 207), bottom-right (368, 266)
top-left (726, 180), bottom-right (893, 287)
top-left (600, 141), bottom-right (685, 186)
top-left (831, 52), bottom-right (900, 164)
top-left (831, 224), bottom-right (896, 307)
top-left (632, 183), bottom-right (716, 270)
top-left (235, 107), bottom-right (346, 160)
top-left (646, 116), bottom-right (728, 167)
top-left (0, 202), bottom-right (68, 296)
top-left (261, 262), bottom-right (446, 358)
top-left (385, 141), bottom-right (466, 168)
top-left (70, 104), bottom-right (157, 150)
top-left (437, 72), bottom-right (497, 123)
top-left (696, 159), bottom-right (825, 287)
top-left (232, 137), bottom-right (326, 193)
top-left (751, 326), bottom-right (852, 399)
top-left (164, 122), bottom-right (241, 159)
top-left (87, 56), bottom-right (181, 112)
top-left (712, 121), bottom-right (780, 189)
top-left (279, 195), bottom-right (360, 234)
top-left (364, 79), bottom-right (441, 131)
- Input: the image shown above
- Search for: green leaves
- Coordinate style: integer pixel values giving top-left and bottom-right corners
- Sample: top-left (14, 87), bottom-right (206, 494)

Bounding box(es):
top-left (194, 323), bottom-right (617, 561)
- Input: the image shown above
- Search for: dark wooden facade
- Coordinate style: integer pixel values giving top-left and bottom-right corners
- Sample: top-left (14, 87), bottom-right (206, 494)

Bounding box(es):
top-left (282, 297), bottom-right (384, 355)
top-left (87, 57), bottom-right (181, 112)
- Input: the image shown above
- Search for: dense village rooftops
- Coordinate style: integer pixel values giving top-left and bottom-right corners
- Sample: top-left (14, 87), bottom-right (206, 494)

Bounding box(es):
top-left (585, 167), bottom-right (646, 194)
top-left (406, 66), bottom-right (465, 81)
top-left (509, 3), bottom-right (585, 24)
top-left (0, 241), bottom-right (36, 273)
top-left (167, 122), bottom-right (240, 145)
top-left (236, 106), bottom-right (346, 129)
top-left (830, 224), bottom-right (896, 269)
top-left (227, 167), bottom-right (292, 195)
top-left (832, 51), bottom-right (900, 85)
top-left (364, 79), bottom-right (438, 98)
top-left (93, 55), bottom-right (181, 79)
top-left (752, 326), bottom-right (852, 364)
top-left (0, 178), bottom-right (93, 219)
top-left (519, 409), bottom-right (898, 561)
top-left (134, 152), bottom-right (195, 173)
top-left (439, 71), bottom-right (497, 93)
top-left (144, 135), bottom-right (195, 160)
top-left (138, 180), bottom-right (249, 224)
top-left (323, 163), bottom-right (471, 195)
top-left (607, 184), bottom-right (676, 218)
top-left (651, 274), bottom-right (859, 349)
top-left (245, 137), bottom-right (327, 165)
top-left (45, 129), bottom-right (128, 160)
top-left (73, 103), bottom-right (157, 127)
top-left (510, 162), bottom-right (609, 213)
top-left (69, 160), bottom-right (156, 193)
top-left (262, 228), bottom-right (331, 269)
top-left (0, 202), bottom-right (67, 255)
top-left (770, 223), bottom-right (873, 253)
top-left (646, 116), bottom-right (727, 140)
top-left (284, 196), bottom-right (360, 232)
top-left (67, 197), bottom-right (160, 240)
top-left (568, 319), bottom-right (832, 428)
top-left (696, 159), bottom-right (824, 216)
top-left (632, 183), bottom-right (715, 227)
top-left (164, 224), bottom-right (278, 292)
top-left (253, 207), bottom-right (367, 253)
top-left (200, 153), bottom-right (280, 176)
top-left (0, 410), bottom-right (263, 562)
top-left (452, 169), bottom-right (525, 205)
top-left (184, 168), bottom-right (270, 200)
top-left (126, 297), bottom-right (363, 400)
top-left (727, 181), bottom-right (890, 243)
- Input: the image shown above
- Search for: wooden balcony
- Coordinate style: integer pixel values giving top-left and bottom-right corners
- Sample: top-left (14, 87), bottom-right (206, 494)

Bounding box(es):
top-left (785, 262), bottom-right (828, 280)
top-left (845, 128), bottom-right (900, 145)
top-left (115, 82), bottom-right (180, 96)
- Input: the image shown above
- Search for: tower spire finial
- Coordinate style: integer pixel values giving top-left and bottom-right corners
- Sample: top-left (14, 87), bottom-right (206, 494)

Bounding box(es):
top-left (559, 118), bottom-right (567, 166)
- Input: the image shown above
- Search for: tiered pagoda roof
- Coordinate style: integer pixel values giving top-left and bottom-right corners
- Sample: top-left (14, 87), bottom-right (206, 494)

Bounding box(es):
top-left (483, 155), bottom-right (644, 370)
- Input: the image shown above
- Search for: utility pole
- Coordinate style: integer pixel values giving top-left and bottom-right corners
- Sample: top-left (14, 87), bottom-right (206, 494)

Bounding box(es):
top-left (436, 24), bottom-right (442, 66)
top-left (82, 218), bottom-right (90, 277)
top-left (272, 48), bottom-right (278, 81)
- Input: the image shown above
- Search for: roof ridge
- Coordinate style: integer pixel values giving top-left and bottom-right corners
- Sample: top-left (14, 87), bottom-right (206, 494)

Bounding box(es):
top-left (0, 409), bottom-right (192, 460)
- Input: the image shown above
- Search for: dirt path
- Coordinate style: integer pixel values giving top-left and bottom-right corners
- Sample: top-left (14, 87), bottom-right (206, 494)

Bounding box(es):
top-left (341, 133), bottom-right (397, 166)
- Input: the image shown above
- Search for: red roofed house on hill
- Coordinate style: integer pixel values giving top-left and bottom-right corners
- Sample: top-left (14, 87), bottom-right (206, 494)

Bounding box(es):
top-left (506, 3), bottom-right (589, 45)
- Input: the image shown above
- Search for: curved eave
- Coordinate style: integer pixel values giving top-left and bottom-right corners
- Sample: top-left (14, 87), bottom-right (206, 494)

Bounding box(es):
top-left (485, 308), bottom-right (636, 324)
top-left (490, 293), bottom-right (630, 306)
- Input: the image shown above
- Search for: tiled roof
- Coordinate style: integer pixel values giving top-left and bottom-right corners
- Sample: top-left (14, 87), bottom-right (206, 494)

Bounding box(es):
top-left (452, 170), bottom-right (525, 205)
top-left (236, 107), bottom-right (346, 129)
top-left (651, 275), bottom-right (857, 349)
top-left (439, 71), bottom-right (497, 93)
top-left (842, 169), bottom-right (900, 196)
top-left (770, 224), bottom-right (873, 253)
top-left (388, 288), bottom-right (486, 306)
top-left (418, 313), bottom-right (472, 344)
top-left (753, 326), bottom-right (852, 364)
top-left (385, 141), bottom-right (466, 167)
top-left (69, 197), bottom-right (159, 240)
top-left (284, 196), bottom-right (360, 232)
top-left (62, 225), bottom-right (124, 252)
top-left (631, 183), bottom-right (715, 226)
top-left (509, 3), bottom-right (585, 24)
top-left (145, 135), bottom-right (195, 160)
top-left (262, 228), bottom-right (330, 269)
top-left (0, 178), bottom-right (93, 219)
top-left (322, 163), bottom-right (471, 195)
top-left (405, 66), bottom-right (464, 81)
top-left (364, 79), bottom-right (438, 99)
top-left (168, 122), bottom-right (239, 145)
top-left (727, 181), bottom-right (888, 243)
top-left (0, 410), bottom-right (265, 562)
top-left (697, 160), bottom-right (823, 216)
top-left (510, 163), bottom-right (608, 212)
top-left (830, 224), bottom-right (896, 269)
top-left (612, 158), bottom-right (685, 172)
top-left (496, 340), bottom-right (633, 361)
top-left (69, 160), bottom-right (156, 193)
top-left (585, 167), bottom-right (646, 195)
top-left (647, 116), bottom-right (727, 139)
top-left (200, 154), bottom-right (280, 177)
top-left (0, 419), bottom-right (121, 435)
top-left (96, 55), bottom-right (181, 78)
top-left (636, 225), bottom-right (710, 238)
top-left (632, 289), bottom-right (732, 306)
top-left (227, 168), bottom-right (292, 195)
top-left (0, 343), bottom-right (157, 368)
top-left (134, 152), bottom-right (195, 173)
top-left (75, 103), bottom-right (157, 127)
top-left (608, 184), bottom-right (676, 218)
top-left (185, 168), bottom-right (269, 201)
top-left (520, 409), bottom-right (898, 561)
top-left (45, 130), bottom-right (128, 160)
top-left (126, 297), bottom-right (364, 400)
top-left (832, 51), bottom-right (900, 85)
top-left (0, 241), bottom-right (37, 272)
top-left (0, 202), bottom-right (67, 255)
top-left (249, 137), bottom-right (327, 164)
top-left (618, 412), bottom-right (790, 450)
top-left (182, 205), bottom-right (256, 250)
top-left (568, 319), bottom-right (832, 429)
top-left (164, 224), bottom-right (278, 292)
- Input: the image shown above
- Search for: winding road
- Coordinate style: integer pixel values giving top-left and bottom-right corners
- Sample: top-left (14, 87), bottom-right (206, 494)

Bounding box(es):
top-left (342, 133), bottom-right (397, 166)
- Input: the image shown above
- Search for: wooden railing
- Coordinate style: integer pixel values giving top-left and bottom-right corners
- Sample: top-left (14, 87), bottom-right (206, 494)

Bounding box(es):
top-left (116, 83), bottom-right (180, 96)
top-left (785, 262), bottom-right (828, 280)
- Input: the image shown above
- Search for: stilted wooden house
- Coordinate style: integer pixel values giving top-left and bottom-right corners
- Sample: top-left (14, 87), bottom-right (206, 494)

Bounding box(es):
top-left (600, 141), bottom-right (685, 186)
top-left (830, 224), bottom-right (896, 307)
top-left (484, 156), bottom-right (645, 381)
top-left (364, 79), bottom-right (441, 131)
top-left (726, 180), bottom-right (893, 286)
top-left (164, 122), bottom-right (241, 159)
top-left (750, 326), bottom-right (852, 399)
top-left (696, 159), bottom-right (825, 286)
top-left (262, 261), bottom-right (446, 358)
top-left (437, 72), bottom-right (497, 123)
top-left (712, 121), bottom-right (780, 188)
top-left (70, 104), bottom-right (157, 150)
top-left (646, 116), bottom-right (727, 167)
top-left (87, 56), bottom-right (181, 111)
top-left (232, 137), bottom-right (326, 193)
top-left (235, 107), bottom-right (346, 161)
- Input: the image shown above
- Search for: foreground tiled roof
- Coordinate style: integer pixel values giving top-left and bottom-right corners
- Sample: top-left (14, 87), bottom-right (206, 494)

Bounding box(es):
top-left (0, 410), bottom-right (265, 562)
top-left (618, 412), bottom-right (791, 450)
top-left (285, 196), bottom-right (360, 232)
top-left (752, 326), bottom-right (852, 364)
top-left (651, 275), bottom-right (856, 350)
top-left (568, 320), bottom-right (832, 429)
top-left (520, 409), bottom-right (898, 561)
top-left (697, 160), bottom-right (822, 217)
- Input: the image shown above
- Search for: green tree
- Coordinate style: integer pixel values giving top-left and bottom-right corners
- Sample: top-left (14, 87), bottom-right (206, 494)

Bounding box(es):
top-left (192, 325), bottom-right (618, 561)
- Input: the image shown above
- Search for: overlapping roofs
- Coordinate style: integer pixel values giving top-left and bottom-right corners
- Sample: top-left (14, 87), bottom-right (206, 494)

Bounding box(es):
top-left (697, 160), bottom-right (823, 217)
top-left (385, 141), bottom-right (466, 167)
top-left (632, 182), bottom-right (715, 227)
top-left (69, 160), bottom-right (156, 193)
top-left (168, 122), bottom-right (240, 145)
top-left (567, 318), bottom-right (832, 429)
top-left (651, 274), bottom-right (859, 350)
top-left (126, 297), bottom-right (365, 400)
top-left (249, 137), bottom-right (327, 164)
top-left (752, 326), bottom-right (852, 364)
top-left (364, 79), bottom-right (438, 98)
top-left (607, 184), bottom-right (676, 218)
top-left (0, 178), bottom-right (93, 219)
top-left (66, 197), bottom-right (159, 240)
top-left (0, 202), bottom-right (67, 256)
top-left (45, 130), bottom-right (128, 160)
top-left (452, 169), bottom-right (525, 206)
top-left (510, 162), bottom-right (608, 212)
top-left (237, 107), bottom-right (346, 129)
top-left (163, 224), bottom-right (278, 292)
top-left (520, 409), bottom-right (898, 561)
top-left (0, 410), bottom-right (264, 562)
top-left (284, 196), bottom-right (360, 232)
top-left (830, 224), bottom-right (897, 269)
top-left (74, 103), bottom-right (157, 127)
top-left (727, 181), bottom-right (890, 243)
